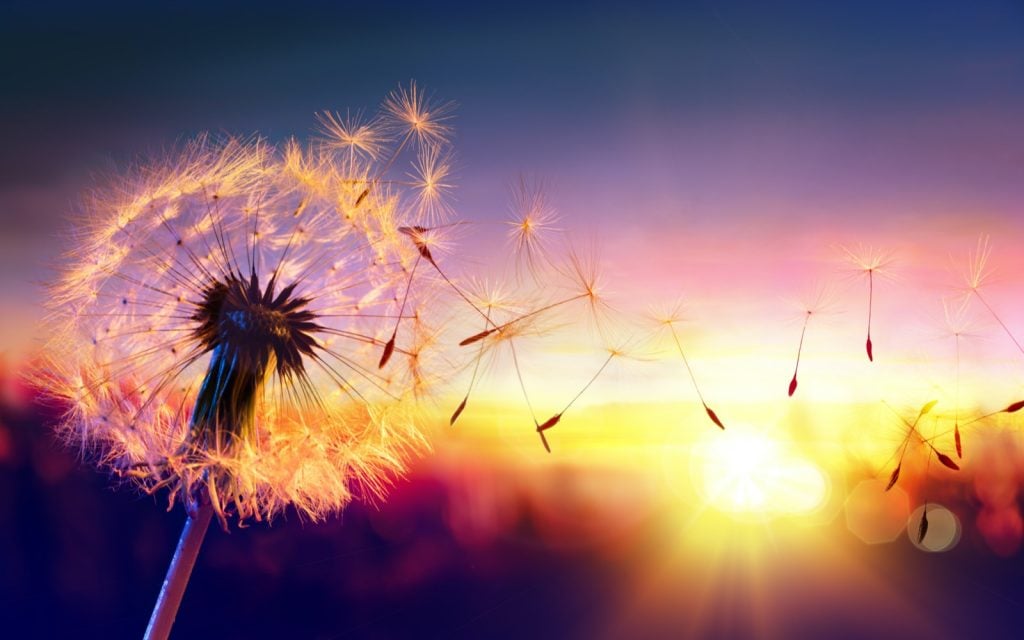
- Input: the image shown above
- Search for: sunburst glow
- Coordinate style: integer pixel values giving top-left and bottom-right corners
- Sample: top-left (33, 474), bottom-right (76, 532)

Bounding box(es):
top-left (690, 426), bottom-right (829, 517)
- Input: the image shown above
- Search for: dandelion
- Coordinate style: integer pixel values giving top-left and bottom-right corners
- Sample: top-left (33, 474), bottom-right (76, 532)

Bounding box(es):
top-left (651, 300), bottom-right (725, 429)
top-left (840, 244), bottom-right (895, 362)
top-left (959, 235), bottom-right (1024, 358)
top-left (32, 87), bottom-right (451, 639)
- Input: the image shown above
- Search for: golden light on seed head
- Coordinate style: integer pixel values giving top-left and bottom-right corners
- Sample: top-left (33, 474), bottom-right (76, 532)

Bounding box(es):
top-left (32, 86), bottom-right (455, 526)
top-left (505, 176), bottom-right (560, 281)
top-left (840, 243), bottom-right (896, 277)
top-left (383, 81), bottom-right (455, 147)
top-left (409, 144), bottom-right (456, 224)
top-left (962, 234), bottom-right (994, 292)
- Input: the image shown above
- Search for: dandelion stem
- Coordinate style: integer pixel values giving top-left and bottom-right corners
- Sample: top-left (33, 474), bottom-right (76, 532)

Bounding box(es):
top-left (144, 501), bottom-right (214, 640)
top-left (427, 258), bottom-right (495, 327)
top-left (451, 308), bottom-right (492, 426)
top-left (955, 333), bottom-right (962, 457)
top-left (866, 270), bottom-right (874, 362)
top-left (459, 293), bottom-right (588, 346)
top-left (561, 352), bottom-right (615, 415)
top-left (974, 290), bottom-right (1024, 357)
top-left (789, 312), bottom-right (811, 397)
top-left (669, 325), bottom-right (725, 428)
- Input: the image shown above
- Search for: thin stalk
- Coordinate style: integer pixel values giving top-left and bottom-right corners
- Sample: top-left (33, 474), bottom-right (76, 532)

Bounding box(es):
top-left (789, 312), bottom-right (811, 397)
top-left (459, 293), bottom-right (588, 346)
top-left (669, 325), bottom-right (725, 429)
top-left (144, 502), bottom-right (214, 640)
top-left (954, 334), bottom-right (962, 457)
top-left (975, 290), bottom-right (1024, 357)
top-left (866, 270), bottom-right (874, 361)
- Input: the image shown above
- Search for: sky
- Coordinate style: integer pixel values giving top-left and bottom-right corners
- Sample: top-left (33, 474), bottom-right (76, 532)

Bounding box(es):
top-left (3, 2), bottom-right (1023, 352)
top-left (2, 2), bottom-right (1024, 636)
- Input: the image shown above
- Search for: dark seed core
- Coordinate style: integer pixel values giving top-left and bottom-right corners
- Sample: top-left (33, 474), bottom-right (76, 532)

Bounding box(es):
top-left (187, 272), bottom-right (321, 448)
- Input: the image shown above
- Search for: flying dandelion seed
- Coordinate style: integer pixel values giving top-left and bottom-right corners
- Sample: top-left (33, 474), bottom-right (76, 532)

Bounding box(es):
top-left (786, 285), bottom-right (837, 398)
top-left (939, 297), bottom-right (983, 458)
top-left (960, 235), bottom-right (1024, 358)
top-left (316, 109), bottom-right (386, 162)
top-left (32, 85), bottom-right (453, 639)
top-left (505, 176), bottom-right (561, 282)
top-left (452, 240), bottom-right (613, 451)
top-left (449, 278), bottom-right (515, 426)
top-left (534, 343), bottom-right (625, 453)
top-left (408, 144), bottom-right (456, 225)
top-left (383, 81), bottom-right (456, 149)
top-left (880, 400), bottom-right (959, 499)
top-left (366, 89), bottom-right (456, 369)
top-left (840, 244), bottom-right (895, 362)
top-left (459, 244), bottom-right (607, 347)
top-left (958, 399), bottom-right (1024, 429)
top-left (652, 300), bottom-right (725, 429)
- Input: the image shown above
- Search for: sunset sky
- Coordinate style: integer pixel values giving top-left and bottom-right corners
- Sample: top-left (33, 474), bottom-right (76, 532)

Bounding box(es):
top-left (2, 1), bottom-right (1024, 638)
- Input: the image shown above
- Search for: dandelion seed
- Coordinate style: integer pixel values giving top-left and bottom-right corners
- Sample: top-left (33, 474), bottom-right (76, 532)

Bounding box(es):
top-left (789, 312), bottom-right (810, 397)
top-left (505, 176), bottom-right (560, 282)
top-left (397, 222), bottom-right (491, 323)
top-left (408, 144), bottom-right (455, 225)
top-left (786, 285), bottom-right (837, 397)
top-left (316, 110), bottom-right (386, 162)
top-left (460, 244), bottom-right (607, 347)
top-left (960, 399), bottom-right (1024, 427)
top-left (449, 279), bottom-right (513, 426)
top-left (533, 345), bottom-right (621, 453)
top-left (935, 451), bottom-right (959, 471)
top-left (379, 254), bottom-right (421, 369)
top-left (383, 81), bottom-right (455, 148)
top-left (959, 235), bottom-right (1024, 358)
top-left (939, 297), bottom-right (984, 458)
top-left (885, 464), bottom-right (901, 491)
top-left (880, 400), bottom-right (959, 494)
top-left (652, 300), bottom-right (725, 430)
top-left (841, 244), bottom-right (895, 362)
top-left (919, 505), bottom-right (930, 543)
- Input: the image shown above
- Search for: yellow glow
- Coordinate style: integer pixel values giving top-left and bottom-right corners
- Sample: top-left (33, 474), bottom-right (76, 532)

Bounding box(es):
top-left (690, 426), bottom-right (828, 517)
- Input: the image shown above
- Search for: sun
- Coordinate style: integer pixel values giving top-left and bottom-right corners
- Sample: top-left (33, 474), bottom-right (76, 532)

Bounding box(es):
top-left (690, 426), bottom-right (829, 518)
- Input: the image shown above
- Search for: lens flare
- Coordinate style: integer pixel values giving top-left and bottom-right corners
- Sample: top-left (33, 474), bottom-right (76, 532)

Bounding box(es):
top-left (689, 425), bottom-right (828, 518)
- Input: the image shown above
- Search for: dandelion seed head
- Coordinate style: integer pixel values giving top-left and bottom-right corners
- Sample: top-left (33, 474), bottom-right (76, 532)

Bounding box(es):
top-left (649, 298), bottom-right (689, 328)
top-left (840, 243), bottom-right (896, 276)
top-left (505, 176), bottom-right (560, 281)
top-left (34, 89), bottom-right (454, 525)
top-left (408, 144), bottom-right (456, 225)
top-left (962, 234), bottom-right (995, 292)
top-left (464, 277), bottom-right (517, 314)
top-left (786, 282), bottom-right (841, 321)
top-left (941, 297), bottom-right (984, 341)
top-left (383, 81), bottom-right (455, 147)
top-left (316, 110), bottom-right (386, 161)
